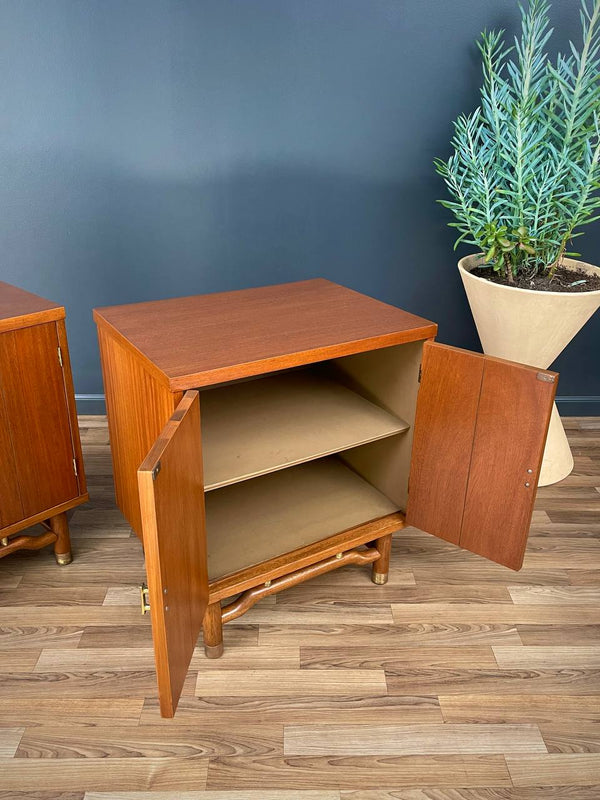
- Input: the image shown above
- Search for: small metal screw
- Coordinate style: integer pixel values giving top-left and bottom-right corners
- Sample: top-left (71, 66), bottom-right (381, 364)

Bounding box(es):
top-left (527, 469), bottom-right (533, 474)
top-left (335, 552), bottom-right (343, 559)
top-left (264, 580), bottom-right (271, 588)
top-left (164, 606), bottom-right (169, 611)
top-left (524, 482), bottom-right (531, 488)
top-left (163, 588), bottom-right (168, 594)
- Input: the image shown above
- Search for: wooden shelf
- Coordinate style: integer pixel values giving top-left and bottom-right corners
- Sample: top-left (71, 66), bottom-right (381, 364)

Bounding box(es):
top-left (205, 457), bottom-right (400, 581)
top-left (200, 371), bottom-right (409, 491)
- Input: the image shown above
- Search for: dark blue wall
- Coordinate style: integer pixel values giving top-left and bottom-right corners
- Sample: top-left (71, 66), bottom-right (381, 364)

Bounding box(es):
top-left (1, 0), bottom-right (598, 412)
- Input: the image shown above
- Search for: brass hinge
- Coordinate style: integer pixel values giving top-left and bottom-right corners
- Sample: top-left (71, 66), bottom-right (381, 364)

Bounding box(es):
top-left (57, 346), bottom-right (63, 367)
top-left (72, 458), bottom-right (78, 477)
top-left (139, 583), bottom-right (150, 614)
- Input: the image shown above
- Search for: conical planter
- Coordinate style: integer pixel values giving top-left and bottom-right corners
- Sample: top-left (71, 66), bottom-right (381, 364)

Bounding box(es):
top-left (459, 254), bottom-right (600, 486)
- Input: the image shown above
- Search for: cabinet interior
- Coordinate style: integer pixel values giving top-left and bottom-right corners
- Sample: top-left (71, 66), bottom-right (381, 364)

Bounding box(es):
top-left (198, 339), bottom-right (424, 581)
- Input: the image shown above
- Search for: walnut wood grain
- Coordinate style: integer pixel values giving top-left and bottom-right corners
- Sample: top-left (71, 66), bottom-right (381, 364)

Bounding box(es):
top-left (94, 278), bottom-right (437, 390)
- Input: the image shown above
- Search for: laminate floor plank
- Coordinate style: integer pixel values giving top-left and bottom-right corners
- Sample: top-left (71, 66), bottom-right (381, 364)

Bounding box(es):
top-left (85, 793), bottom-right (340, 800)
top-left (540, 723), bottom-right (600, 753)
top-left (386, 668), bottom-right (600, 696)
top-left (508, 586), bottom-right (600, 605)
top-left (390, 605), bottom-right (600, 624)
top-left (277, 585), bottom-right (512, 605)
top-left (0, 698), bottom-right (144, 727)
top-left (36, 645), bottom-right (298, 672)
top-left (340, 789), bottom-right (600, 799)
top-left (140, 696), bottom-right (444, 726)
top-left (492, 646), bottom-right (600, 668)
top-left (205, 755), bottom-right (511, 790)
top-left (194, 669), bottom-right (387, 697)
top-left (299, 646), bottom-right (497, 670)
top-left (506, 753), bottom-right (600, 786)
top-left (438, 695), bottom-right (600, 724)
top-left (283, 723), bottom-right (547, 755)
top-left (0, 757), bottom-right (209, 791)
top-left (16, 723), bottom-right (283, 759)
top-left (0, 649), bottom-right (42, 671)
top-left (517, 624), bottom-right (600, 645)
top-left (259, 624), bottom-right (523, 648)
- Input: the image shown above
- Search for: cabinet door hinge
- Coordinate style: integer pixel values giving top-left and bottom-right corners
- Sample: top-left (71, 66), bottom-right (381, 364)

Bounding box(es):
top-left (72, 458), bottom-right (78, 477)
top-left (57, 346), bottom-right (63, 368)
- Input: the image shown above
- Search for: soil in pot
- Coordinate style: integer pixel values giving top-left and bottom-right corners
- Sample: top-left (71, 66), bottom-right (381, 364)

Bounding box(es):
top-left (473, 264), bottom-right (600, 293)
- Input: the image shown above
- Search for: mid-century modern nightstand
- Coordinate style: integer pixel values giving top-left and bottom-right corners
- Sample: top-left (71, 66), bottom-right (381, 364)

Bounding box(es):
top-left (94, 278), bottom-right (557, 717)
top-left (0, 282), bottom-right (88, 564)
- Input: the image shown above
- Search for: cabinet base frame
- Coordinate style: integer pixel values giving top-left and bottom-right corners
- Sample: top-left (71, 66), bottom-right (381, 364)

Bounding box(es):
top-left (0, 510), bottom-right (75, 564)
top-left (203, 532), bottom-right (394, 658)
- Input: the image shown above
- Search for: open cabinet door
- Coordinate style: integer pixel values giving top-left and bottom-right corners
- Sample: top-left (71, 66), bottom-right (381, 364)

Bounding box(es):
top-left (138, 390), bottom-right (208, 717)
top-left (406, 341), bottom-right (557, 570)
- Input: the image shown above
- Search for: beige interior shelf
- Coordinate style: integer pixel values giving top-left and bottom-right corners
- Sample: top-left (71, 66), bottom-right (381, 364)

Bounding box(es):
top-left (200, 370), bottom-right (409, 491)
top-left (205, 457), bottom-right (400, 581)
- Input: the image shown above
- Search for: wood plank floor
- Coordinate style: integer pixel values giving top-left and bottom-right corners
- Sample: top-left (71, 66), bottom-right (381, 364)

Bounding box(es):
top-left (0, 415), bottom-right (599, 798)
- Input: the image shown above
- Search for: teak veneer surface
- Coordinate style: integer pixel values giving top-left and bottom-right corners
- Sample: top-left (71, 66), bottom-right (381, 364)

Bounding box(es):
top-left (93, 279), bottom-right (437, 390)
top-left (0, 281), bottom-right (63, 333)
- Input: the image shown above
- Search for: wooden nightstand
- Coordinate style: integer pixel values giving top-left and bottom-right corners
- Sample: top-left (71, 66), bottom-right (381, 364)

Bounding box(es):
top-left (94, 278), bottom-right (556, 717)
top-left (0, 282), bottom-right (88, 564)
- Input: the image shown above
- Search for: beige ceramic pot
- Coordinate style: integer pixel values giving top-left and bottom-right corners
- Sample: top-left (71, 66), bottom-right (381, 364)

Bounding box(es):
top-left (459, 254), bottom-right (600, 486)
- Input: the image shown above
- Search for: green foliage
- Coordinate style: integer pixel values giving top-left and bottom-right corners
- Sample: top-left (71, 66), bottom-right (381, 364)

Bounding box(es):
top-left (436, 0), bottom-right (600, 281)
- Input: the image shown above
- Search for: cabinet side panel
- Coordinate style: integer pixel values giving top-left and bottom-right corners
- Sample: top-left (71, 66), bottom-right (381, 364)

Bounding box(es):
top-left (459, 359), bottom-right (556, 570)
top-left (0, 323), bottom-right (79, 518)
top-left (0, 335), bottom-right (23, 527)
top-left (405, 342), bottom-right (484, 544)
top-left (331, 340), bottom-right (423, 510)
top-left (97, 325), bottom-right (181, 537)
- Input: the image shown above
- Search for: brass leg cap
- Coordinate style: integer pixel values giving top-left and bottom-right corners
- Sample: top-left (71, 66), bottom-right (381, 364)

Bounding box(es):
top-left (55, 552), bottom-right (73, 566)
top-left (372, 572), bottom-right (388, 585)
top-left (204, 642), bottom-right (224, 659)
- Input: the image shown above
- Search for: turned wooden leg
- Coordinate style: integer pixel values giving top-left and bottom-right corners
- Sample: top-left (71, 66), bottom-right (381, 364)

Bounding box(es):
top-left (371, 533), bottom-right (392, 585)
top-left (203, 601), bottom-right (224, 658)
top-left (50, 512), bottom-right (72, 566)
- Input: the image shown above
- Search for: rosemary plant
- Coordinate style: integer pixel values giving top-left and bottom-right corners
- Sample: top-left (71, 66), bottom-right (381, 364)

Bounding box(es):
top-left (436, 0), bottom-right (600, 283)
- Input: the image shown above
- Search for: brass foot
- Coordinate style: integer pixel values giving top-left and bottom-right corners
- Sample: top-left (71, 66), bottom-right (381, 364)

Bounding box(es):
top-left (204, 642), bottom-right (224, 659)
top-left (55, 552), bottom-right (73, 566)
top-left (372, 572), bottom-right (388, 585)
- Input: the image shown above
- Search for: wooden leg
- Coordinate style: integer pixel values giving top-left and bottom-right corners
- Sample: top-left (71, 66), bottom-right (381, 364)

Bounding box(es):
top-left (371, 533), bottom-right (392, 585)
top-left (202, 601), bottom-right (224, 658)
top-left (50, 512), bottom-right (72, 566)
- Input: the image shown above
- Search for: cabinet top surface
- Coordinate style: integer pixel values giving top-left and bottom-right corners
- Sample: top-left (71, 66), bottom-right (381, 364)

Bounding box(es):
top-left (0, 281), bottom-right (64, 332)
top-left (94, 278), bottom-right (437, 390)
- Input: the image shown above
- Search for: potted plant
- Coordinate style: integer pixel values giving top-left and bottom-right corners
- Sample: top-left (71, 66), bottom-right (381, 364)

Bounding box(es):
top-left (436, 0), bottom-right (600, 485)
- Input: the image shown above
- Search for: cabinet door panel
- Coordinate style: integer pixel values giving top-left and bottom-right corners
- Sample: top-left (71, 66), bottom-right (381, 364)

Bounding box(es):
top-left (0, 388), bottom-right (23, 528)
top-left (0, 323), bottom-right (79, 518)
top-left (405, 342), bottom-right (483, 544)
top-left (406, 341), bottom-right (556, 570)
top-left (138, 390), bottom-right (208, 718)
top-left (460, 356), bottom-right (556, 569)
